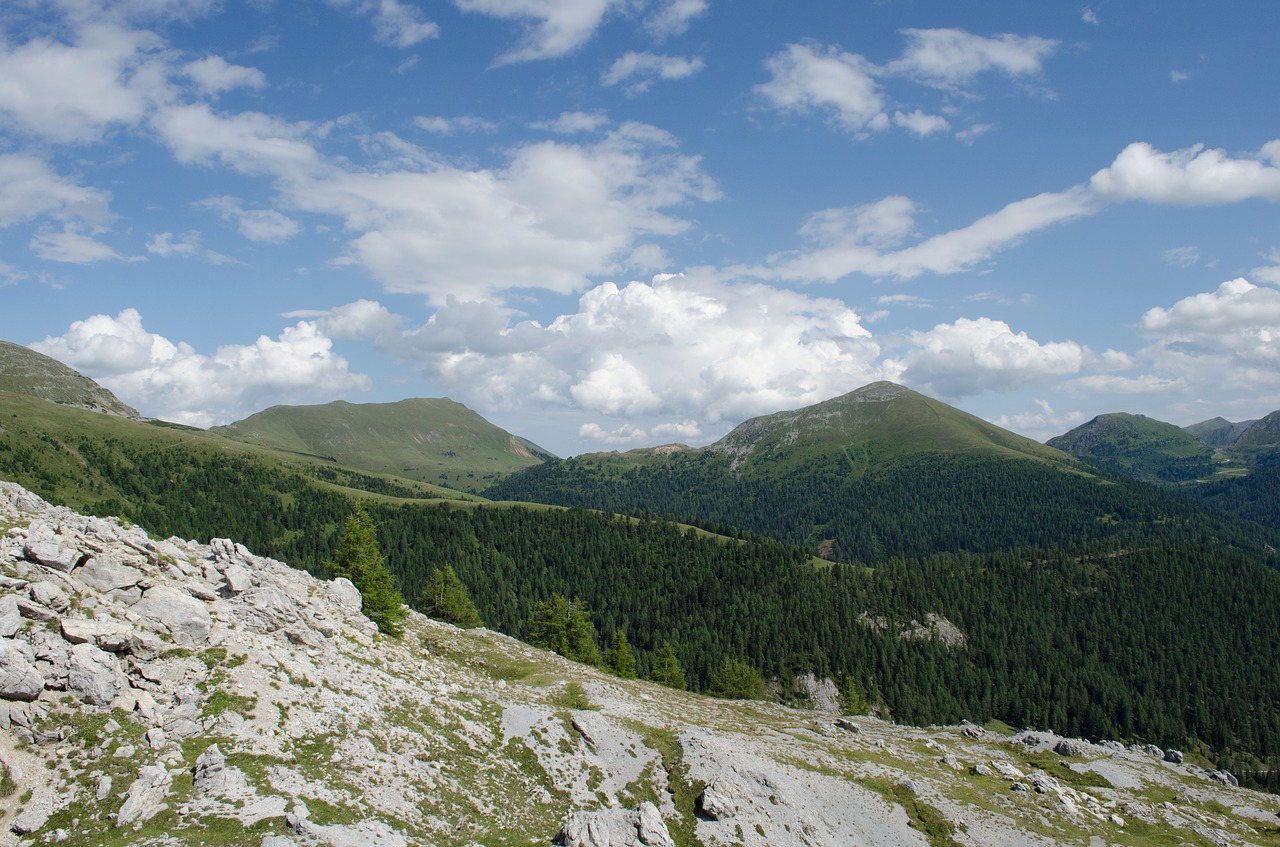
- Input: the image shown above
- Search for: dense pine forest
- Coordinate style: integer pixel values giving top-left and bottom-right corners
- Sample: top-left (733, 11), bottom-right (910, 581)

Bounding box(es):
top-left (4, 409), bottom-right (1280, 786)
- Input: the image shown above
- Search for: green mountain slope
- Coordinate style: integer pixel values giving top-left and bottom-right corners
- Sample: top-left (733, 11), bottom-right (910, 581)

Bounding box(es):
top-left (1046, 412), bottom-right (1218, 483)
top-left (1185, 415), bottom-right (1256, 447)
top-left (712, 381), bottom-right (1073, 476)
top-left (486, 382), bottom-right (1276, 562)
top-left (213, 398), bottom-right (554, 493)
top-left (0, 340), bottom-right (138, 417)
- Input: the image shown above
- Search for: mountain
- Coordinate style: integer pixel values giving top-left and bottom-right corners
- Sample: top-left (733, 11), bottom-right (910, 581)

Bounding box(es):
top-left (710, 381), bottom-right (1072, 476)
top-left (4, 480), bottom-right (1279, 846)
top-left (213, 398), bottom-right (555, 493)
top-left (1045, 412), bottom-right (1217, 483)
top-left (485, 382), bottom-right (1274, 563)
top-left (1185, 415), bottom-right (1257, 447)
top-left (1234, 410), bottom-right (1280, 452)
top-left (0, 340), bottom-right (138, 418)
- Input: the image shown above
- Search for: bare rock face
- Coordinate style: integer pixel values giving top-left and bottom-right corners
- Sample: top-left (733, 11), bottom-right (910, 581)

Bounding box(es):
top-left (131, 584), bottom-right (212, 645)
top-left (553, 802), bottom-right (675, 847)
top-left (0, 636), bottom-right (44, 701)
top-left (67, 642), bottom-right (124, 706)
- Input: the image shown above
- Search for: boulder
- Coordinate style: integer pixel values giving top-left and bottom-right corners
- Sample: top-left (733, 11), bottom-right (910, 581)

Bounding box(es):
top-left (28, 582), bottom-right (70, 613)
top-left (223, 565), bottom-right (253, 595)
top-left (116, 765), bottom-right (173, 828)
top-left (67, 642), bottom-right (124, 706)
top-left (327, 578), bottom-right (362, 611)
top-left (0, 637), bottom-right (45, 701)
top-left (834, 718), bottom-right (861, 733)
top-left (1163, 749), bottom-right (1184, 764)
top-left (1053, 739), bottom-right (1083, 757)
top-left (62, 619), bottom-right (133, 652)
top-left (131, 585), bottom-right (211, 645)
top-left (553, 802), bottom-right (675, 847)
top-left (0, 595), bottom-right (21, 638)
top-left (697, 772), bottom-right (755, 821)
top-left (77, 554), bottom-right (146, 593)
top-left (23, 531), bottom-right (82, 572)
top-left (15, 597), bottom-right (57, 622)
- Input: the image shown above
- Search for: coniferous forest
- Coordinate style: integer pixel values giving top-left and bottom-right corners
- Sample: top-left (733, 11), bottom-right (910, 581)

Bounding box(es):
top-left (3, 394), bottom-right (1280, 785)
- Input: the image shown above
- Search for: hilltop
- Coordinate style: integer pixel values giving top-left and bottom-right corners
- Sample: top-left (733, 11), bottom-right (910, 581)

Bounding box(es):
top-left (213, 399), bottom-right (555, 494)
top-left (1045, 413), bottom-right (1218, 483)
top-left (0, 342), bottom-right (137, 419)
top-left (3, 480), bottom-right (1279, 847)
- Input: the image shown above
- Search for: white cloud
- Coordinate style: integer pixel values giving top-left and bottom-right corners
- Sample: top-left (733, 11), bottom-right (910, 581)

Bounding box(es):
top-left (888, 28), bottom-right (1058, 88)
top-left (0, 154), bottom-right (114, 228)
top-left (602, 52), bottom-right (704, 95)
top-left (33, 309), bottom-right (370, 426)
top-left (309, 274), bottom-right (886, 426)
top-left (1081, 8), bottom-right (1099, 25)
top-left (413, 115), bottom-right (499, 134)
top-left (29, 227), bottom-right (136, 264)
top-left (1162, 245), bottom-right (1199, 267)
top-left (579, 421), bottom-right (648, 444)
top-left (799, 196), bottom-right (918, 251)
top-left (152, 103), bottom-right (326, 176)
top-left (454, 0), bottom-right (620, 64)
top-left (756, 43), bottom-right (888, 135)
top-left (769, 187), bottom-right (1097, 282)
top-left (534, 111), bottom-right (610, 134)
top-left (1252, 248), bottom-right (1280, 286)
top-left (197, 196), bottom-right (301, 243)
top-left (326, 0), bottom-right (440, 47)
top-left (0, 21), bottom-right (171, 143)
top-left (645, 0), bottom-right (708, 38)
top-left (147, 230), bottom-right (201, 257)
top-left (1090, 140), bottom-right (1280, 204)
top-left (1170, 69), bottom-right (1190, 84)
top-left (888, 317), bottom-right (1086, 398)
top-left (993, 399), bottom-right (1086, 442)
top-left (892, 109), bottom-right (950, 137)
top-left (182, 56), bottom-right (266, 96)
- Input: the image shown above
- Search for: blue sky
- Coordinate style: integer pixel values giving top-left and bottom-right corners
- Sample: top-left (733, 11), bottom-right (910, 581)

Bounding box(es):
top-left (3, 0), bottom-right (1280, 457)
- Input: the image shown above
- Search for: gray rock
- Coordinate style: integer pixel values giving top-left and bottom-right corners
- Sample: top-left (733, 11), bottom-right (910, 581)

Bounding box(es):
top-left (15, 597), bottom-right (58, 622)
top-left (116, 764), bottom-right (173, 828)
top-left (0, 595), bottom-right (21, 638)
top-left (834, 718), bottom-right (861, 733)
top-left (97, 775), bottom-right (113, 801)
top-left (28, 581), bottom-right (70, 612)
top-left (75, 555), bottom-right (145, 593)
top-left (697, 772), bottom-right (754, 821)
top-left (224, 565), bottom-right (253, 595)
top-left (1163, 749), bottom-right (1184, 764)
top-left (10, 805), bottom-right (50, 834)
top-left (327, 578), bottom-right (362, 611)
top-left (0, 637), bottom-right (45, 701)
top-left (553, 802), bottom-right (675, 847)
top-left (1204, 769), bottom-right (1238, 787)
top-left (62, 619), bottom-right (133, 652)
top-left (1053, 739), bottom-right (1083, 757)
top-left (24, 537), bottom-right (82, 572)
top-left (131, 585), bottom-right (211, 645)
top-left (67, 642), bottom-right (123, 706)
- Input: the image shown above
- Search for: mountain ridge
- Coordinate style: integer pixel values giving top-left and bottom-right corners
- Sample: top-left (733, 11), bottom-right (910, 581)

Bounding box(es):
top-left (0, 341), bottom-right (138, 419)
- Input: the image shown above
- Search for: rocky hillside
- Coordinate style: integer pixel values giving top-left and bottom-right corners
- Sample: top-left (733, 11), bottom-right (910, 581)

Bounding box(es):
top-left (1, 481), bottom-right (1278, 847)
top-left (0, 342), bottom-right (138, 419)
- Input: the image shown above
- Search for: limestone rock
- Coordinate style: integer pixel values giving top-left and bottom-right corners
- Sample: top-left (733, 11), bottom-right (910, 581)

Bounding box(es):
top-left (131, 584), bottom-right (212, 645)
top-left (0, 595), bottom-right (21, 638)
top-left (1163, 749), bottom-right (1184, 764)
top-left (1053, 739), bottom-right (1083, 757)
top-left (697, 772), bottom-right (754, 821)
top-left (116, 764), bottom-right (173, 828)
top-left (76, 554), bottom-right (145, 593)
top-left (0, 637), bottom-right (45, 701)
top-left (553, 802), bottom-right (675, 847)
top-left (327, 577), bottom-right (362, 611)
top-left (62, 618), bottom-right (133, 652)
top-left (67, 642), bottom-right (124, 706)
top-left (223, 564), bottom-right (253, 595)
top-left (28, 581), bottom-right (70, 612)
top-left (834, 718), bottom-right (860, 733)
top-left (24, 535), bottom-right (82, 572)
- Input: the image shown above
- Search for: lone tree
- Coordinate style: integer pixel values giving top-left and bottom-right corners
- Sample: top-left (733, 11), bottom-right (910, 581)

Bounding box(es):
top-left (604, 629), bottom-right (637, 679)
top-left (418, 564), bottom-right (482, 629)
top-left (332, 505), bottom-right (407, 637)
top-left (708, 657), bottom-right (768, 701)
top-left (528, 594), bottom-right (600, 665)
top-left (649, 641), bottom-right (686, 690)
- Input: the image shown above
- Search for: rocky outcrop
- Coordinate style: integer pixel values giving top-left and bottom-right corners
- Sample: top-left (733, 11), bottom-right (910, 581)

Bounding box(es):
top-left (1, 479), bottom-right (1278, 847)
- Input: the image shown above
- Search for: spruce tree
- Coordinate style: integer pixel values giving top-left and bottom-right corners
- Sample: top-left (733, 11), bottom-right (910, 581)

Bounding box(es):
top-left (332, 505), bottom-right (407, 637)
top-left (605, 629), bottom-right (637, 679)
top-left (528, 594), bottom-right (600, 665)
top-left (650, 641), bottom-right (686, 690)
top-left (709, 657), bottom-right (768, 700)
top-left (419, 564), bottom-right (482, 628)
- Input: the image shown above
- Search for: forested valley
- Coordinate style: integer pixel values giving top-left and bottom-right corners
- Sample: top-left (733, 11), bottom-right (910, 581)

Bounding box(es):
top-left (3, 410), bottom-right (1280, 788)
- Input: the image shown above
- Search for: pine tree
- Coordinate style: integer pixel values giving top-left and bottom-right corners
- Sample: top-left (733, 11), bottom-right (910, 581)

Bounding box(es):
top-left (333, 505), bottom-right (407, 637)
top-left (528, 594), bottom-right (601, 665)
top-left (418, 564), bottom-right (482, 628)
top-left (709, 657), bottom-right (768, 700)
top-left (650, 641), bottom-right (686, 690)
top-left (605, 629), bottom-right (637, 679)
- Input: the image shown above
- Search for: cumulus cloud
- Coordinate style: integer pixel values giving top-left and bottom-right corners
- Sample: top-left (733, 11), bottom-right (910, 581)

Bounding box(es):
top-left (756, 43), bottom-right (888, 135)
top-left (645, 0), bottom-right (708, 38)
top-left (892, 109), bottom-right (950, 137)
top-left (305, 274), bottom-right (886, 427)
top-left (29, 228), bottom-right (137, 263)
top-left (602, 52), bottom-right (705, 95)
top-left (33, 309), bottom-right (370, 426)
top-left (993, 399), bottom-right (1086, 442)
top-left (0, 21), bottom-right (171, 143)
top-left (1162, 245), bottom-right (1200, 267)
top-left (1091, 140), bottom-right (1280, 204)
top-left (146, 230), bottom-right (201, 257)
top-left (196, 196), bottom-right (301, 243)
top-left (455, 0), bottom-right (621, 64)
top-left (887, 28), bottom-right (1058, 88)
top-left (325, 0), bottom-right (440, 47)
top-left (886, 317), bottom-right (1086, 398)
top-left (0, 154), bottom-right (114, 228)
top-left (534, 111), bottom-right (610, 134)
top-left (182, 56), bottom-right (267, 95)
